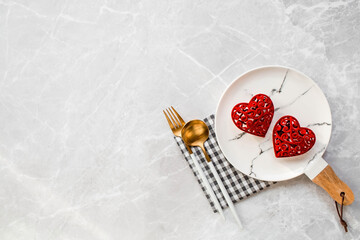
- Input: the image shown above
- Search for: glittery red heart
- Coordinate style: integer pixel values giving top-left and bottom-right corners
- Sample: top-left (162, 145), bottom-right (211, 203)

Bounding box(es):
top-left (231, 94), bottom-right (274, 137)
top-left (273, 116), bottom-right (316, 158)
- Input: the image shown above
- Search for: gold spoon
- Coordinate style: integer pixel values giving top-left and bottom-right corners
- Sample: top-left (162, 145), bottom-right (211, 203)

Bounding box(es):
top-left (181, 120), bottom-right (211, 162)
top-left (181, 120), bottom-right (243, 229)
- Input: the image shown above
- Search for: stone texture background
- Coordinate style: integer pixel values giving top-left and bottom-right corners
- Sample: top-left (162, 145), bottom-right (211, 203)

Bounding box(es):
top-left (0, 0), bottom-right (359, 239)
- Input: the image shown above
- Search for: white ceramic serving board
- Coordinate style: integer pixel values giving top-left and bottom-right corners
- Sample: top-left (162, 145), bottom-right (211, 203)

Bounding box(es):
top-left (215, 66), bottom-right (332, 181)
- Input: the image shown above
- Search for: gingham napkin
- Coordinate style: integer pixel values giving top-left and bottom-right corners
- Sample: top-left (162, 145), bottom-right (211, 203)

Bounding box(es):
top-left (174, 114), bottom-right (275, 212)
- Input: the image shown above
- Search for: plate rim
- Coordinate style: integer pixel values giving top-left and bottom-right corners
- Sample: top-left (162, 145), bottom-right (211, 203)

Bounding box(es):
top-left (214, 65), bottom-right (333, 181)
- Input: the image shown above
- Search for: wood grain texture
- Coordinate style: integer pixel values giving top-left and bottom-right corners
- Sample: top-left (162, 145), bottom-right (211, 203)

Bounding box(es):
top-left (312, 165), bottom-right (354, 205)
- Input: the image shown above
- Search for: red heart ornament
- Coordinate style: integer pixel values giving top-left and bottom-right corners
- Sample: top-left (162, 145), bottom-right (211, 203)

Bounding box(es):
top-left (273, 116), bottom-right (316, 158)
top-left (231, 94), bottom-right (274, 137)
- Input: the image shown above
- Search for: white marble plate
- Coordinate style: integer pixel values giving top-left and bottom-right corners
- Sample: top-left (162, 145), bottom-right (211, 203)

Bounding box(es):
top-left (215, 66), bottom-right (332, 181)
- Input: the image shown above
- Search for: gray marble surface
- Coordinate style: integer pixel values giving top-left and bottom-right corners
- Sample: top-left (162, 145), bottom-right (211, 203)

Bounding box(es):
top-left (0, 0), bottom-right (359, 239)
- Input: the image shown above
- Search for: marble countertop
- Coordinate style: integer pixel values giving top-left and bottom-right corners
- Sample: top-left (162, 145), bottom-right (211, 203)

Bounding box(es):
top-left (0, 0), bottom-right (359, 239)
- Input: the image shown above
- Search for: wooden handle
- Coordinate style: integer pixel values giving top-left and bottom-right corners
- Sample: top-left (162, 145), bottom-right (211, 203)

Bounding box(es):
top-left (312, 165), bottom-right (354, 205)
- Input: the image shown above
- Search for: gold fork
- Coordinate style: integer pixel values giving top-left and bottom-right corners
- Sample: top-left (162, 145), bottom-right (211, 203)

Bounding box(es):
top-left (163, 106), bottom-right (225, 220)
top-left (163, 106), bottom-right (193, 154)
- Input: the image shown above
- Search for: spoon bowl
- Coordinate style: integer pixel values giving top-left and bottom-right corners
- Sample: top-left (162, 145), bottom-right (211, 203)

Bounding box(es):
top-left (181, 120), bottom-right (211, 162)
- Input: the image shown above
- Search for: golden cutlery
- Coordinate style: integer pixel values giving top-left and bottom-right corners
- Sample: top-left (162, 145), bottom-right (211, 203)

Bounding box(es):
top-left (163, 107), bottom-right (225, 220)
top-left (163, 107), bottom-right (192, 154)
top-left (182, 120), bottom-right (243, 229)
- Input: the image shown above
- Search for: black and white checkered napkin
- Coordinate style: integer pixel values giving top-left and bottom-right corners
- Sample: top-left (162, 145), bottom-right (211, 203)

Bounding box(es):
top-left (175, 114), bottom-right (275, 213)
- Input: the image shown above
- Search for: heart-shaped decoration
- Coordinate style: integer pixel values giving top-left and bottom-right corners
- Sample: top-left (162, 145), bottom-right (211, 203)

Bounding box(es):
top-left (273, 116), bottom-right (316, 158)
top-left (231, 94), bottom-right (274, 137)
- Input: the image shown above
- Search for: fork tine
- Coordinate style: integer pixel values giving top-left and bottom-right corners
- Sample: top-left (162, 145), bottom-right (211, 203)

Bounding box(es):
top-left (163, 110), bottom-right (175, 130)
top-left (171, 106), bottom-right (185, 125)
top-left (168, 108), bottom-right (181, 128)
top-left (166, 109), bottom-right (179, 128)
